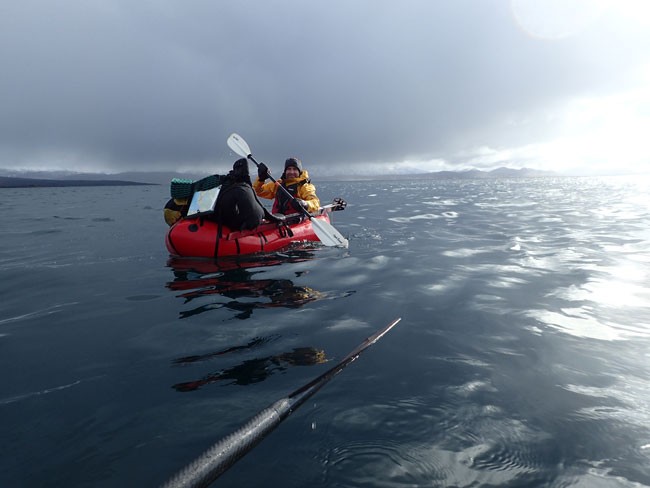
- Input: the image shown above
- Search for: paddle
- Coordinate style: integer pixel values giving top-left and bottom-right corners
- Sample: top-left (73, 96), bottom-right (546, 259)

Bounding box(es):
top-left (227, 133), bottom-right (349, 248)
top-left (320, 198), bottom-right (347, 213)
top-left (161, 317), bottom-right (402, 488)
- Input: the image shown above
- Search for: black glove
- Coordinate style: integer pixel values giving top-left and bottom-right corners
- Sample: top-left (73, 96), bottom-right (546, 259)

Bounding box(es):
top-left (332, 197), bottom-right (347, 211)
top-left (257, 163), bottom-right (270, 181)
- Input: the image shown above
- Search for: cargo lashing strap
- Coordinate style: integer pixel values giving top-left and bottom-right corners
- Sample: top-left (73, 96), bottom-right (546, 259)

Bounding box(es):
top-left (213, 221), bottom-right (222, 258)
top-left (210, 219), bottom-right (294, 258)
top-left (278, 221), bottom-right (294, 239)
top-left (257, 232), bottom-right (266, 251)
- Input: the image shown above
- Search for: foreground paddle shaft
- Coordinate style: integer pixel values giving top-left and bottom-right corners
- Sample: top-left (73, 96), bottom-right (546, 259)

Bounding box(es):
top-left (227, 133), bottom-right (349, 248)
top-left (161, 399), bottom-right (291, 488)
top-left (161, 317), bottom-right (402, 488)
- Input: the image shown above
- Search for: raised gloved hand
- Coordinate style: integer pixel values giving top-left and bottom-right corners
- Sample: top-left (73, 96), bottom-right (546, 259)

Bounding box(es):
top-left (257, 163), bottom-right (270, 181)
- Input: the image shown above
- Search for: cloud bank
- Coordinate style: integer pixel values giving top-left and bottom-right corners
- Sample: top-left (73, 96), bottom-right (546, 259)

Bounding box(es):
top-left (1, 0), bottom-right (649, 176)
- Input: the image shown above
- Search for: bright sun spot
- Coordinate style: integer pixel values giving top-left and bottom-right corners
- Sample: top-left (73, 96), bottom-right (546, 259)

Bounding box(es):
top-left (458, 64), bottom-right (650, 176)
top-left (506, 0), bottom-right (650, 174)
top-left (511, 0), bottom-right (650, 39)
top-left (511, 0), bottom-right (610, 40)
top-left (539, 85), bottom-right (650, 174)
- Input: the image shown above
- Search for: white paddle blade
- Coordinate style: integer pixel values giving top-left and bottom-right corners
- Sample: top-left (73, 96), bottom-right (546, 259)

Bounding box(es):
top-left (227, 133), bottom-right (251, 158)
top-left (311, 218), bottom-right (349, 248)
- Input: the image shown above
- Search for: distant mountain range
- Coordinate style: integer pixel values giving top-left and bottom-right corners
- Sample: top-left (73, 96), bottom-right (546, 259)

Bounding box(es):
top-left (422, 167), bottom-right (556, 179)
top-left (323, 167), bottom-right (557, 181)
top-left (0, 175), bottom-right (157, 188)
top-left (0, 167), bottom-right (556, 188)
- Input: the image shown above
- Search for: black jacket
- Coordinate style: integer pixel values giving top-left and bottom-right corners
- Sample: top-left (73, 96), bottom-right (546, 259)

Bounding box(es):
top-left (214, 180), bottom-right (265, 231)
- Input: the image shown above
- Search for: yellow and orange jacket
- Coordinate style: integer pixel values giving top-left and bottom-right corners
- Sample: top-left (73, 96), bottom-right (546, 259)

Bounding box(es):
top-left (253, 170), bottom-right (320, 215)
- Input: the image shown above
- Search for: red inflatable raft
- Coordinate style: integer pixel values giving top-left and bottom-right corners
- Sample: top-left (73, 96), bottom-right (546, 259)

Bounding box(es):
top-left (166, 213), bottom-right (331, 258)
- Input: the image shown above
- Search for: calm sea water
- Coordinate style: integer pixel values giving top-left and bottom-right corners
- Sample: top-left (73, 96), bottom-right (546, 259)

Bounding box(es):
top-left (2, 176), bottom-right (650, 487)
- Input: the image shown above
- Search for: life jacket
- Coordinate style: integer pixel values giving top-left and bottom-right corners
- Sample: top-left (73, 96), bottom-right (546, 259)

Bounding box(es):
top-left (272, 178), bottom-right (309, 214)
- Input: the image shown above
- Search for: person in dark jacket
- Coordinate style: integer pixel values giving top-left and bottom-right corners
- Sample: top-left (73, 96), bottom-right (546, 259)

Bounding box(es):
top-left (213, 158), bottom-right (266, 231)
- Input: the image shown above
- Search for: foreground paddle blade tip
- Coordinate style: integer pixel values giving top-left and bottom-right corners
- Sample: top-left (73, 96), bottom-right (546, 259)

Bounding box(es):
top-left (368, 317), bottom-right (401, 344)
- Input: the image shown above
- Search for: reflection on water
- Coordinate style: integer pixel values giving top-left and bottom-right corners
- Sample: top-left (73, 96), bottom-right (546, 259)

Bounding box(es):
top-left (165, 251), bottom-right (344, 394)
top-left (172, 346), bottom-right (327, 391)
top-left (6, 179), bottom-right (650, 487)
top-left (325, 177), bottom-right (650, 487)
top-left (166, 252), bottom-right (354, 320)
top-left (172, 336), bottom-right (280, 364)
top-left (173, 274), bottom-right (324, 320)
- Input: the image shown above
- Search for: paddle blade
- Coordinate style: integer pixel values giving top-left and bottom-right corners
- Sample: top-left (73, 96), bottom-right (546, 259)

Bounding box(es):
top-left (227, 133), bottom-right (251, 158)
top-left (311, 217), bottom-right (349, 248)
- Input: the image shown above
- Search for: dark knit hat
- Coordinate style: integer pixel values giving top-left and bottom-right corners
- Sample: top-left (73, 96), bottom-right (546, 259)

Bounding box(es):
top-left (233, 158), bottom-right (250, 177)
top-left (284, 157), bottom-right (302, 172)
top-left (233, 158), bottom-right (249, 174)
top-left (231, 158), bottom-right (252, 185)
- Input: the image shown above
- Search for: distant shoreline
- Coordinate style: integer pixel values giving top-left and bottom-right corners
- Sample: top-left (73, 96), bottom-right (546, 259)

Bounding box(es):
top-left (0, 176), bottom-right (158, 188)
top-left (0, 166), bottom-right (558, 187)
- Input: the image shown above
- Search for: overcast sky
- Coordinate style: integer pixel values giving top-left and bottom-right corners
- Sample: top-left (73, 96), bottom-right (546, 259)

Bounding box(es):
top-left (1, 0), bottom-right (649, 177)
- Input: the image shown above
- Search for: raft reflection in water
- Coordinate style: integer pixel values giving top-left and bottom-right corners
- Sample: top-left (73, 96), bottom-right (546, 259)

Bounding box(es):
top-left (165, 253), bottom-right (348, 392)
top-left (166, 253), bottom-right (353, 320)
top-left (172, 346), bottom-right (327, 392)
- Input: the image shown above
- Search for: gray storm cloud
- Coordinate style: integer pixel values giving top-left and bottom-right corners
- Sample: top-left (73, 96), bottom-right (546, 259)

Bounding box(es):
top-left (1, 0), bottom-right (648, 175)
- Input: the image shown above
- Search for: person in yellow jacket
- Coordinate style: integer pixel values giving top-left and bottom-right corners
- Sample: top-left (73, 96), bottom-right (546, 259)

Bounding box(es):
top-left (252, 157), bottom-right (320, 215)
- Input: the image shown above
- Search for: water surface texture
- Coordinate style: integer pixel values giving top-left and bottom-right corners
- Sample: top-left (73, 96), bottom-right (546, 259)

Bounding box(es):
top-left (1, 177), bottom-right (650, 487)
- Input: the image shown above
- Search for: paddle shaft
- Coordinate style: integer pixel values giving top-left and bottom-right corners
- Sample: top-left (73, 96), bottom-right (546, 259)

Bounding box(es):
top-left (247, 154), bottom-right (315, 221)
top-left (161, 317), bottom-right (402, 488)
top-left (227, 133), bottom-right (348, 247)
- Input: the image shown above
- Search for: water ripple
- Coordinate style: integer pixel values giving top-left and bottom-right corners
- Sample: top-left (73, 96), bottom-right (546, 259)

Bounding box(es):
top-left (0, 378), bottom-right (95, 405)
top-left (0, 302), bottom-right (79, 325)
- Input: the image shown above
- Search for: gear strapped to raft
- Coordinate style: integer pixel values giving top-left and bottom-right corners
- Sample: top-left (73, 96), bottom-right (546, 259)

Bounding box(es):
top-left (165, 174), bottom-right (345, 258)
